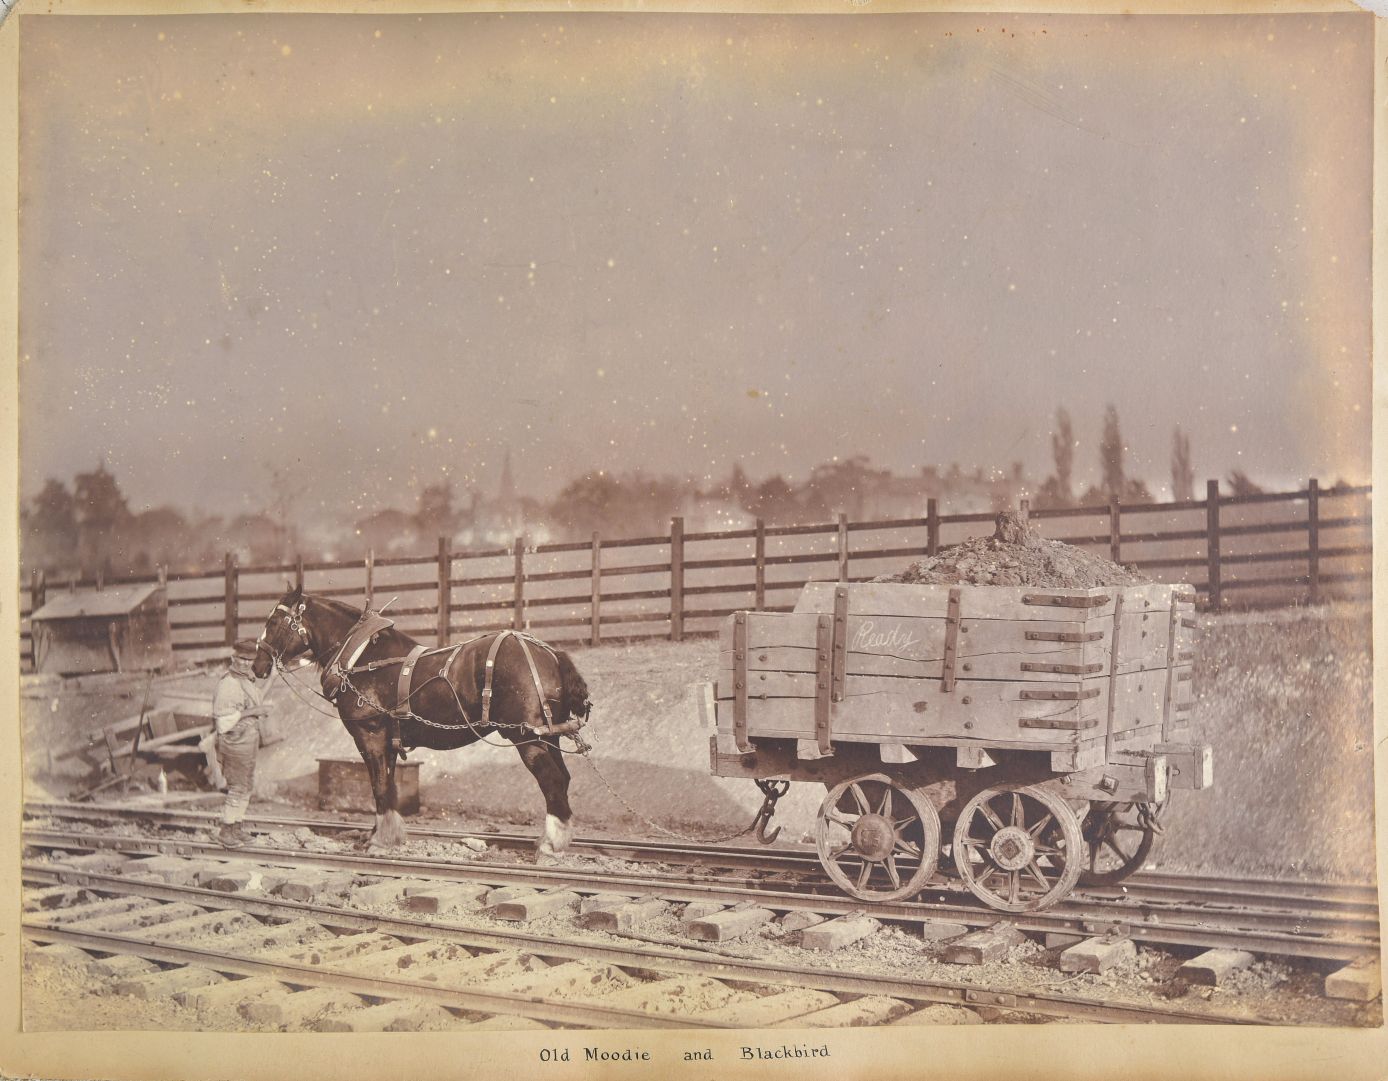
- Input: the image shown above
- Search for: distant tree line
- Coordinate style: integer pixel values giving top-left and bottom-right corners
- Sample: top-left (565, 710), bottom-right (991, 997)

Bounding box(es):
top-left (22, 413), bottom-right (1350, 579)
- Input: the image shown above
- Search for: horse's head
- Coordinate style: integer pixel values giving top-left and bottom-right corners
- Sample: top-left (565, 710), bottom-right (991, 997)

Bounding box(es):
top-left (255, 583), bottom-right (313, 678)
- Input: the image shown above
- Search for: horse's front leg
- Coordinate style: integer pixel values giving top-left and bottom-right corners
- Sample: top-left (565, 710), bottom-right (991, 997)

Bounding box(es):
top-left (355, 723), bottom-right (409, 849)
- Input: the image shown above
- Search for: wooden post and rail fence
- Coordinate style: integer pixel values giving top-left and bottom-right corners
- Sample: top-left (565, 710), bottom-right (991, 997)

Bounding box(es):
top-left (18, 479), bottom-right (1372, 669)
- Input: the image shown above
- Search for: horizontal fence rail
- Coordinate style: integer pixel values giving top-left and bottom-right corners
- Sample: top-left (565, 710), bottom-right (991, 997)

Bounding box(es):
top-left (18, 480), bottom-right (1373, 669)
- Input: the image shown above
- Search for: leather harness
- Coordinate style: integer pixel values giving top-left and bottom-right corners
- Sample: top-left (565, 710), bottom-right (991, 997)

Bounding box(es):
top-left (321, 613), bottom-right (586, 753)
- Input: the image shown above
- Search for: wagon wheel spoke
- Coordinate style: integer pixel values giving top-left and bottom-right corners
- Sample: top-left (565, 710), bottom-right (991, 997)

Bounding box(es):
top-left (1027, 813), bottom-right (1055, 838)
top-left (1103, 837), bottom-right (1132, 862)
top-left (817, 774), bottom-right (940, 902)
top-left (957, 784), bottom-right (1085, 912)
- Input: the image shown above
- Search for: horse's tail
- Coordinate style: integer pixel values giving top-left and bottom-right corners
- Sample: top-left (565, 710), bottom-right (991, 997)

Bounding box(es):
top-left (555, 649), bottom-right (591, 721)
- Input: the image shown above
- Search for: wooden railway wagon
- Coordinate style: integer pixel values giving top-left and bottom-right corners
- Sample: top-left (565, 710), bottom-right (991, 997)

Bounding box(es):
top-left (698, 580), bottom-right (1214, 912)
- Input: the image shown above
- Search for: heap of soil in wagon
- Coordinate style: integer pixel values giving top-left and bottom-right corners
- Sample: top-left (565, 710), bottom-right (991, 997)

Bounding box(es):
top-left (875, 510), bottom-right (1150, 589)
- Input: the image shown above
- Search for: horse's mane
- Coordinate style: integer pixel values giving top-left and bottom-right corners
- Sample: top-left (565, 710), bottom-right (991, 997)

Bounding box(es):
top-left (308, 592), bottom-right (423, 650)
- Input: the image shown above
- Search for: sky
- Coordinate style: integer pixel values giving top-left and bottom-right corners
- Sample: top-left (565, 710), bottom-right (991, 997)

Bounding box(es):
top-left (17, 11), bottom-right (1374, 519)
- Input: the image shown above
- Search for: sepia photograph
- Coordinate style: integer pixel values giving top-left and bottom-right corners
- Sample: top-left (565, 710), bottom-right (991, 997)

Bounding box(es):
top-left (2, 1), bottom-right (1383, 1078)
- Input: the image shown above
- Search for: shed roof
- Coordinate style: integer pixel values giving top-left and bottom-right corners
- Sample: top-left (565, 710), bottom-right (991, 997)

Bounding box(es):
top-left (32, 582), bottom-right (164, 622)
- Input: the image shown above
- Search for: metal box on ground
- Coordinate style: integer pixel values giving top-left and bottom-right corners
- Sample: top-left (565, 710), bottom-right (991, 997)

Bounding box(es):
top-left (317, 756), bottom-right (420, 815)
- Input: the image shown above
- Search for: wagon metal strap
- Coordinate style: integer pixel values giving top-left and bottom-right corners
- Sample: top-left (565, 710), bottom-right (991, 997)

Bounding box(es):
top-left (1160, 595), bottom-right (1180, 740)
top-left (1104, 591), bottom-right (1125, 759)
top-left (831, 586), bottom-right (849, 703)
top-left (941, 587), bottom-right (962, 693)
top-left (1026, 629), bottom-right (1103, 643)
top-left (732, 612), bottom-right (751, 753)
top-left (814, 613), bottom-right (834, 755)
top-left (1020, 687), bottom-right (1101, 701)
top-left (1019, 716), bottom-right (1099, 731)
top-left (1021, 661), bottom-right (1103, 675)
top-left (1022, 592), bottom-right (1112, 609)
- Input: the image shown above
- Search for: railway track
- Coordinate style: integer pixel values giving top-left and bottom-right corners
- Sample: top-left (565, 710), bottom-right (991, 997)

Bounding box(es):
top-left (22, 855), bottom-right (1306, 1029)
top-left (27, 800), bottom-right (1376, 914)
top-left (22, 802), bottom-right (1381, 965)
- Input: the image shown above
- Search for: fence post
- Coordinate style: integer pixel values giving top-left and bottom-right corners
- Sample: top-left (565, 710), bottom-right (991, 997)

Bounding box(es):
top-left (926, 498), bottom-right (940, 557)
top-left (1109, 498), bottom-right (1122, 564)
top-left (364, 548), bottom-right (375, 609)
top-left (1205, 479), bottom-right (1222, 611)
top-left (29, 568), bottom-right (46, 616)
top-left (590, 532), bottom-right (602, 647)
top-left (295, 555), bottom-right (305, 592)
top-left (837, 512), bottom-right (849, 583)
top-left (512, 537), bottom-right (525, 630)
top-left (224, 553), bottom-right (239, 646)
top-left (754, 518), bottom-right (766, 611)
top-left (437, 536), bottom-right (451, 645)
top-left (670, 516), bottom-right (685, 642)
top-left (1307, 478), bottom-right (1321, 605)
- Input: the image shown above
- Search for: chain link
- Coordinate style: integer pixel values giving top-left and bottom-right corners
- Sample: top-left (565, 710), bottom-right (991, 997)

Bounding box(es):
top-left (573, 713), bottom-right (784, 845)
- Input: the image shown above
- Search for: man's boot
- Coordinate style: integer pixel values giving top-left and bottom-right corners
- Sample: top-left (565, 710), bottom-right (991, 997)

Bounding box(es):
top-left (217, 822), bottom-right (245, 848)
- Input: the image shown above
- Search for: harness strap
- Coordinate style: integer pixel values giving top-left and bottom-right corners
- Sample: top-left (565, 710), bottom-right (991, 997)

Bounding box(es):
top-left (391, 645), bottom-right (426, 718)
top-left (480, 630), bottom-right (556, 732)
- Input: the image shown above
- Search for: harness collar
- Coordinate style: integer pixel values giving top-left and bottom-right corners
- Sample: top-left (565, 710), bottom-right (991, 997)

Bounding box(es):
top-left (322, 610), bottom-right (397, 700)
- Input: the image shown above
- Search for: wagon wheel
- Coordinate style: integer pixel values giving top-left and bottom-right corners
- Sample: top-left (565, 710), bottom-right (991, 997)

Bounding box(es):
top-left (1078, 799), bottom-right (1166, 888)
top-left (952, 784), bottom-right (1084, 913)
top-left (815, 773), bottom-right (941, 903)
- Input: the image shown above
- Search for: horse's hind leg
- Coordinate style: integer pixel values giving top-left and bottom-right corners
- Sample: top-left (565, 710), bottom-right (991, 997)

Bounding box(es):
top-left (355, 725), bottom-right (409, 849)
top-left (515, 739), bottom-right (573, 858)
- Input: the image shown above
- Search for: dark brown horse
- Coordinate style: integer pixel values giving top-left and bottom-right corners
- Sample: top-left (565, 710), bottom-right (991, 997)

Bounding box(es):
top-left (253, 586), bottom-right (590, 854)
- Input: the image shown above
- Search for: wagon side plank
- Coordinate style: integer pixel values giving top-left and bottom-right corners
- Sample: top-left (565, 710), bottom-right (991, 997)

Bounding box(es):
top-left (792, 581), bottom-right (1178, 622)
top-left (717, 613), bottom-right (1171, 682)
top-left (713, 670), bottom-right (1172, 746)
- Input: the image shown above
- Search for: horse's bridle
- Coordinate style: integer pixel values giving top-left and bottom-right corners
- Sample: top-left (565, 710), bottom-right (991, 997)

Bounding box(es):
top-left (259, 601), bottom-right (315, 671)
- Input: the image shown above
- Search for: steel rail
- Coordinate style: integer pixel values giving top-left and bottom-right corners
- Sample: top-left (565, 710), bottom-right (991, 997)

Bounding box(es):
top-left (21, 866), bottom-right (1270, 1026)
top-left (26, 820), bottom-right (1381, 943)
top-left (22, 828), bottom-right (1379, 963)
top-left (21, 922), bottom-right (727, 1030)
top-left (25, 801), bottom-right (1380, 916)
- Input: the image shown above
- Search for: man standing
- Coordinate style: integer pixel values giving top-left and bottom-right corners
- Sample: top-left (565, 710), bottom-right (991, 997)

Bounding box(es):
top-left (212, 638), bottom-right (270, 848)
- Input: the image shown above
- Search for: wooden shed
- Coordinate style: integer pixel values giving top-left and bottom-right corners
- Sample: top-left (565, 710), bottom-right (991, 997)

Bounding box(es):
top-left (30, 583), bottom-right (172, 676)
